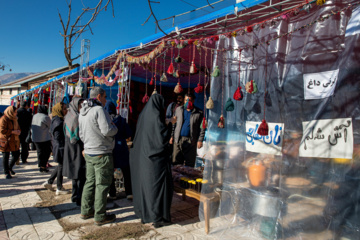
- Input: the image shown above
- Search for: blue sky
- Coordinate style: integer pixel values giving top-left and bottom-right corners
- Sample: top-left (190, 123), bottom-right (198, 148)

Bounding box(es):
top-left (0, 0), bottom-right (235, 76)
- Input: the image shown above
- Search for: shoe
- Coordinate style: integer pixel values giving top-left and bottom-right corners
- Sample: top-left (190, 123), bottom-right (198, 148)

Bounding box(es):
top-left (108, 195), bottom-right (117, 200)
top-left (42, 181), bottom-right (53, 191)
top-left (40, 168), bottom-right (49, 173)
top-left (46, 163), bottom-right (53, 168)
top-left (94, 214), bottom-right (116, 226)
top-left (9, 170), bottom-right (15, 175)
top-left (126, 195), bottom-right (133, 200)
top-left (153, 220), bottom-right (172, 228)
top-left (80, 212), bottom-right (94, 220)
top-left (22, 161), bottom-right (28, 164)
top-left (6, 174), bottom-right (12, 179)
top-left (15, 159), bottom-right (20, 166)
top-left (56, 188), bottom-right (70, 195)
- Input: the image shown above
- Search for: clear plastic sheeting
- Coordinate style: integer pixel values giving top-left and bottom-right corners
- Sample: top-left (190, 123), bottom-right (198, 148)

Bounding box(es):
top-left (199, 1), bottom-right (360, 239)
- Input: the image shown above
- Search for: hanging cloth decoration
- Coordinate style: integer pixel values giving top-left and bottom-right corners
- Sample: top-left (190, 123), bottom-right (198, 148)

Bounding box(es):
top-left (149, 59), bottom-right (154, 85)
top-left (225, 98), bottom-right (235, 112)
top-left (160, 53), bottom-right (167, 82)
top-left (194, 47), bottom-right (204, 93)
top-left (190, 45), bottom-right (198, 74)
top-left (167, 47), bottom-right (175, 74)
top-left (218, 52), bottom-right (225, 128)
top-left (201, 48), bottom-right (208, 130)
top-left (257, 49), bottom-right (269, 136)
top-left (233, 49), bottom-right (243, 101)
top-left (174, 82), bottom-right (183, 93)
top-left (245, 80), bottom-right (258, 94)
top-left (142, 64), bottom-right (150, 103)
top-left (211, 66), bottom-right (220, 77)
top-left (206, 50), bottom-right (215, 110)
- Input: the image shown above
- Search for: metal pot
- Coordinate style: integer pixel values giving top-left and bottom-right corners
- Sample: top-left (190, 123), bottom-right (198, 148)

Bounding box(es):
top-left (251, 187), bottom-right (286, 218)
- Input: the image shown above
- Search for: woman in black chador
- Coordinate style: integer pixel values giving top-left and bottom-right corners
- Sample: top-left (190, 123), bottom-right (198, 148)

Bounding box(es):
top-left (130, 93), bottom-right (174, 228)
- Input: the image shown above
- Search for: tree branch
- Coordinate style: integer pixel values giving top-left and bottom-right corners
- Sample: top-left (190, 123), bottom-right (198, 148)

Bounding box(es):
top-left (146, 0), bottom-right (169, 37)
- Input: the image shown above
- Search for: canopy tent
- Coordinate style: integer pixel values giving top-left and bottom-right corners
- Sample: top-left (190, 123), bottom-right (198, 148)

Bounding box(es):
top-left (11, 0), bottom-right (360, 239)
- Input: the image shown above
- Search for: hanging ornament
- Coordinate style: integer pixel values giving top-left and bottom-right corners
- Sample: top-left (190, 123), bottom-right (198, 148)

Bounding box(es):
top-left (245, 80), bottom-right (258, 94)
top-left (206, 97), bottom-right (214, 109)
top-left (149, 77), bottom-right (154, 85)
top-left (173, 70), bottom-right (180, 78)
top-left (174, 55), bottom-right (183, 63)
top-left (257, 49), bottom-right (269, 136)
top-left (190, 61), bottom-right (197, 74)
top-left (174, 82), bottom-right (183, 93)
top-left (246, 26), bottom-right (253, 33)
top-left (167, 62), bottom-right (175, 74)
top-left (217, 115), bottom-right (225, 128)
top-left (194, 83), bottom-right (204, 93)
top-left (160, 73), bottom-right (168, 82)
top-left (233, 86), bottom-right (243, 100)
top-left (211, 66), bottom-right (220, 77)
top-left (225, 98), bottom-right (235, 112)
top-left (201, 117), bottom-right (208, 130)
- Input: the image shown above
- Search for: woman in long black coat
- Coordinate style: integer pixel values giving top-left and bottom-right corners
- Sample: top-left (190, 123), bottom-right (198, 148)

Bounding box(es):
top-left (42, 102), bottom-right (69, 195)
top-left (63, 97), bottom-right (86, 206)
top-left (130, 93), bottom-right (175, 228)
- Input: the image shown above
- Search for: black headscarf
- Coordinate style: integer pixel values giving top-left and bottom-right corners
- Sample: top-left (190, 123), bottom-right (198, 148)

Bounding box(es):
top-left (104, 101), bottom-right (117, 118)
top-left (38, 105), bottom-right (48, 115)
top-left (130, 93), bottom-right (172, 223)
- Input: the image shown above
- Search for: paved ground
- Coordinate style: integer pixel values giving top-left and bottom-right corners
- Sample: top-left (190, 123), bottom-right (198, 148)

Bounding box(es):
top-left (0, 151), bottom-right (241, 240)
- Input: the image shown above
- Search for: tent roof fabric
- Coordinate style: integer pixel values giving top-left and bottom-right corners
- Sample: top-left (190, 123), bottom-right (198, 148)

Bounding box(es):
top-left (11, 0), bottom-right (305, 99)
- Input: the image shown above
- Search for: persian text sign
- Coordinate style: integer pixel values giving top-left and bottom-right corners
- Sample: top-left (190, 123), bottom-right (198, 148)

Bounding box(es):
top-left (299, 118), bottom-right (353, 159)
top-left (246, 121), bottom-right (284, 156)
top-left (303, 69), bottom-right (339, 100)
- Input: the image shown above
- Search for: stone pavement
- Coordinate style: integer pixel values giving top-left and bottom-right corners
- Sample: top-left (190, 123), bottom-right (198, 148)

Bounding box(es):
top-left (0, 151), bottom-right (241, 240)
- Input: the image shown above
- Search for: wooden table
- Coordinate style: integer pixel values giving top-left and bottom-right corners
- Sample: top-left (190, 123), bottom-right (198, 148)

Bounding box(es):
top-left (173, 184), bottom-right (220, 234)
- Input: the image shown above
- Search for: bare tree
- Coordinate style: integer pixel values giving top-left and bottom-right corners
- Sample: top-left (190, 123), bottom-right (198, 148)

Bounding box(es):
top-left (58, 0), bottom-right (114, 69)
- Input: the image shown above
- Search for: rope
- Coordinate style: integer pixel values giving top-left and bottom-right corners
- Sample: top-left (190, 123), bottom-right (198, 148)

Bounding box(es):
top-left (264, 49), bottom-right (267, 120)
top-left (221, 52), bottom-right (225, 115)
top-left (188, 45), bottom-right (192, 93)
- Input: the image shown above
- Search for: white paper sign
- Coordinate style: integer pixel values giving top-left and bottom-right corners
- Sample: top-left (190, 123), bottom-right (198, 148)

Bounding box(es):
top-left (245, 121), bottom-right (284, 156)
top-left (299, 118), bottom-right (353, 159)
top-left (303, 69), bottom-right (339, 100)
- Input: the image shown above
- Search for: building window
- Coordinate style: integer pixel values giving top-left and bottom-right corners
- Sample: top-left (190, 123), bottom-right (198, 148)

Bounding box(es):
top-left (9, 89), bottom-right (12, 95)
top-left (0, 90), bottom-right (2, 95)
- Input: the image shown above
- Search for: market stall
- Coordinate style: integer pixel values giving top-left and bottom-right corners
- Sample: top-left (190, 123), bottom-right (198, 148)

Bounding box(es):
top-left (10, 0), bottom-right (360, 238)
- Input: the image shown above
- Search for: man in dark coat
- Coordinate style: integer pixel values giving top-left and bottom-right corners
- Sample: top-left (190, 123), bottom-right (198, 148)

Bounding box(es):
top-left (17, 100), bottom-right (32, 164)
top-left (130, 94), bottom-right (176, 228)
top-left (170, 92), bottom-right (205, 167)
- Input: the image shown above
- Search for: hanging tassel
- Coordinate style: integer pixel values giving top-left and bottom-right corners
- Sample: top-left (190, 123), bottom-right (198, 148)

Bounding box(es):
top-left (167, 62), bottom-right (174, 74)
top-left (160, 73), bottom-right (168, 82)
top-left (174, 82), bottom-right (183, 93)
top-left (201, 117), bottom-right (208, 130)
top-left (246, 80), bottom-right (258, 94)
top-left (173, 70), bottom-right (180, 78)
top-left (149, 77), bottom-right (154, 85)
top-left (194, 83), bottom-right (204, 93)
top-left (257, 119), bottom-right (269, 136)
top-left (233, 86), bottom-right (243, 101)
top-left (217, 115), bottom-right (225, 128)
top-left (211, 66), bottom-right (220, 77)
top-left (174, 56), bottom-right (183, 63)
top-left (142, 94), bottom-right (149, 103)
top-left (190, 61), bottom-right (198, 74)
top-left (206, 97), bottom-right (214, 109)
top-left (246, 26), bottom-right (253, 33)
top-left (225, 98), bottom-right (235, 112)
top-left (252, 80), bottom-right (258, 93)
top-left (152, 89), bottom-right (157, 95)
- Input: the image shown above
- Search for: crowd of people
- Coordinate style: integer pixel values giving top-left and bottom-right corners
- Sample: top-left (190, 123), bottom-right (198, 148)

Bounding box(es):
top-left (0, 86), bottom-right (205, 228)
